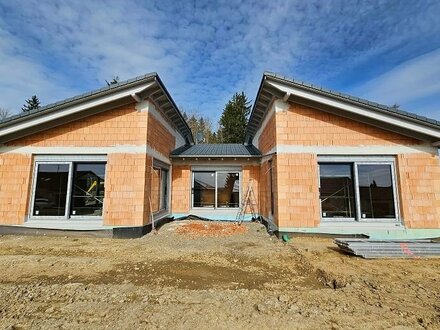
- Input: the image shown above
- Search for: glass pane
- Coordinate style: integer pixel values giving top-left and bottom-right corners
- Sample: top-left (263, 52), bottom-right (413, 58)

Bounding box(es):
top-left (358, 164), bottom-right (396, 218)
top-left (151, 168), bottom-right (161, 212)
top-left (160, 169), bottom-right (168, 210)
top-left (71, 163), bottom-right (106, 216)
top-left (33, 164), bottom-right (69, 216)
top-left (319, 163), bottom-right (355, 218)
top-left (193, 172), bottom-right (215, 207)
top-left (217, 173), bottom-right (240, 208)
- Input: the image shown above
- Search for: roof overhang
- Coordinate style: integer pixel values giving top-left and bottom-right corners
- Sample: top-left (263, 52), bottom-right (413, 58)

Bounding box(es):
top-left (246, 73), bottom-right (440, 145)
top-left (170, 154), bottom-right (261, 158)
top-left (0, 73), bottom-right (194, 144)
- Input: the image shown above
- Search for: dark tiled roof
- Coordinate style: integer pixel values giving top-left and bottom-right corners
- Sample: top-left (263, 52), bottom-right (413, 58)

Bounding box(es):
top-left (171, 144), bottom-right (261, 157)
top-left (245, 71), bottom-right (440, 143)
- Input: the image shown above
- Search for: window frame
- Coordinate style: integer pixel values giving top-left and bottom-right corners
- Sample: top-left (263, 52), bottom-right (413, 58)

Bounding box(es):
top-left (191, 170), bottom-right (241, 210)
top-left (29, 156), bottom-right (107, 221)
top-left (151, 158), bottom-right (170, 216)
top-left (318, 156), bottom-right (400, 223)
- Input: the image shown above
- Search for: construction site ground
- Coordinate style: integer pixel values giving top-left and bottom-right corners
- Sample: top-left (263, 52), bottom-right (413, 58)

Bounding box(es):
top-left (0, 220), bottom-right (439, 329)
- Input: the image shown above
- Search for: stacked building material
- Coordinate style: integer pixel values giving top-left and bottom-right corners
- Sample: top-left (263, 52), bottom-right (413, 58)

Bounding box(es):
top-left (334, 238), bottom-right (440, 259)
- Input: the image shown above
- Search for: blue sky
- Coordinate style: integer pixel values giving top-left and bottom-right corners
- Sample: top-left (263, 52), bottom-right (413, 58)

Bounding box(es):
top-left (1, 0), bottom-right (440, 126)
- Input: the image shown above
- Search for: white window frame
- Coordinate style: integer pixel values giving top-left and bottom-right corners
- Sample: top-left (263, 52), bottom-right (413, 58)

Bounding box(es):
top-left (318, 156), bottom-right (400, 223)
top-left (29, 155), bottom-right (107, 221)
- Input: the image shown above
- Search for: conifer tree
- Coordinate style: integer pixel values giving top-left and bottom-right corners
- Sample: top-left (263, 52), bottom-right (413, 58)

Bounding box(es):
top-left (217, 92), bottom-right (250, 143)
top-left (22, 95), bottom-right (41, 112)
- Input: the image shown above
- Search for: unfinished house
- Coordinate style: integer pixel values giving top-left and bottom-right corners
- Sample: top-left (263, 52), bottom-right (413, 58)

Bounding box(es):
top-left (0, 72), bottom-right (439, 238)
top-left (247, 73), bottom-right (440, 238)
top-left (0, 73), bottom-right (193, 237)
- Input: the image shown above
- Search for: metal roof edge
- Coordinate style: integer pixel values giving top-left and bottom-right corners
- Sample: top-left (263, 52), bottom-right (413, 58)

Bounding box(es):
top-left (264, 72), bottom-right (440, 129)
top-left (244, 74), bottom-right (268, 144)
top-left (0, 72), bottom-right (158, 127)
top-left (169, 154), bottom-right (262, 158)
top-left (0, 72), bottom-right (194, 144)
top-left (154, 75), bottom-right (194, 144)
top-left (246, 71), bottom-right (440, 143)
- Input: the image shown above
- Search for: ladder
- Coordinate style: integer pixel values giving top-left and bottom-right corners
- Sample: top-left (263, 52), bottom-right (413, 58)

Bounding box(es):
top-left (236, 179), bottom-right (258, 225)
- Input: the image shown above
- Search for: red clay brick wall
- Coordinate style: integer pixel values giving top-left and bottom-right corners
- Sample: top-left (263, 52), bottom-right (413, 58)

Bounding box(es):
top-left (271, 102), bottom-right (437, 229)
top-left (276, 103), bottom-right (420, 146)
top-left (171, 165), bottom-right (191, 213)
top-left (258, 113), bottom-right (276, 154)
top-left (103, 153), bottom-right (151, 226)
top-left (147, 112), bottom-right (176, 157)
top-left (242, 165), bottom-right (260, 215)
top-left (0, 154), bottom-right (33, 224)
top-left (396, 153), bottom-right (440, 228)
top-left (274, 154), bottom-right (320, 228)
top-left (7, 103), bottom-right (148, 147)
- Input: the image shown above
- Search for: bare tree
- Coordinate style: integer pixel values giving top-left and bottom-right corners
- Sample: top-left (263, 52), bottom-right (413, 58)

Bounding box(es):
top-left (0, 107), bottom-right (11, 120)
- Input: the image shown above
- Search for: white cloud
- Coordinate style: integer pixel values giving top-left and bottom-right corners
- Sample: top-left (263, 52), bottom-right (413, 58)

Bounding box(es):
top-left (0, 27), bottom-right (77, 112)
top-left (351, 49), bottom-right (440, 105)
top-left (1, 0), bottom-right (440, 122)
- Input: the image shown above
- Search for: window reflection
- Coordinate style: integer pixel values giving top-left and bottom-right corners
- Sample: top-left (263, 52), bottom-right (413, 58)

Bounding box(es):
top-left (358, 165), bottom-right (395, 218)
top-left (33, 164), bottom-right (69, 216)
top-left (70, 163), bottom-right (105, 216)
top-left (193, 172), bottom-right (216, 207)
top-left (319, 163), bottom-right (355, 218)
top-left (217, 173), bottom-right (240, 208)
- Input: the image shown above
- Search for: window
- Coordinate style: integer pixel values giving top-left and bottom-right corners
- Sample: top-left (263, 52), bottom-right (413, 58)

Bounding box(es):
top-left (217, 173), bottom-right (240, 208)
top-left (268, 160), bottom-right (274, 215)
top-left (70, 163), bottom-right (106, 216)
top-left (319, 164), bottom-right (355, 218)
top-left (151, 167), bottom-right (169, 213)
top-left (192, 171), bottom-right (241, 209)
top-left (31, 161), bottom-right (106, 219)
top-left (33, 164), bottom-right (69, 216)
top-left (358, 165), bottom-right (395, 219)
top-left (319, 160), bottom-right (398, 221)
top-left (193, 172), bottom-right (216, 208)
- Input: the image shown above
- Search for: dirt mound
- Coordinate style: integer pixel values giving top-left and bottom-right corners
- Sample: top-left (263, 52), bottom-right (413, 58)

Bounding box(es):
top-left (175, 221), bottom-right (248, 238)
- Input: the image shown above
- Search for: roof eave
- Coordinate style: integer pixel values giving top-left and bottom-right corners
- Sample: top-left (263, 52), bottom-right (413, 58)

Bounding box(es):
top-left (246, 72), bottom-right (440, 143)
top-left (170, 154), bottom-right (262, 158)
top-left (266, 73), bottom-right (440, 132)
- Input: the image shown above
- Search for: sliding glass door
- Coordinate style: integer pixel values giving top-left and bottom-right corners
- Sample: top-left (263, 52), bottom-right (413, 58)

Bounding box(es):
top-left (319, 160), bottom-right (398, 221)
top-left (192, 171), bottom-right (240, 209)
top-left (193, 172), bottom-right (216, 207)
top-left (70, 163), bottom-right (106, 216)
top-left (217, 172), bottom-right (240, 208)
top-left (319, 163), bottom-right (355, 219)
top-left (358, 165), bottom-right (396, 219)
top-left (33, 163), bottom-right (70, 216)
top-left (31, 161), bottom-right (106, 219)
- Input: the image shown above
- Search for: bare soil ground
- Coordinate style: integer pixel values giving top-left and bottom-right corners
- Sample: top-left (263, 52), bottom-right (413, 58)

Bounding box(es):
top-left (0, 220), bottom-right (439, 329)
